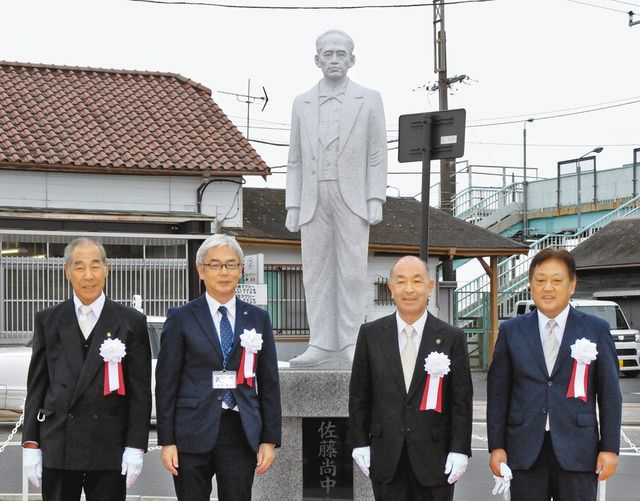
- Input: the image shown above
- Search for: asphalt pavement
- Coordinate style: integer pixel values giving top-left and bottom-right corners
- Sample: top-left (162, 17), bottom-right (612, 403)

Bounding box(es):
top-left (1, 373), bottom-right (639, 500)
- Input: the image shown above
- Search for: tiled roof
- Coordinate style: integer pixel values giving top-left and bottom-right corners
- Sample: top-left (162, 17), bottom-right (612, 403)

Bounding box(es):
top-left (228, 188), bottom-right (527, 256)
top-left (572, 217), bottom-right (640, 269)
top-left (0, 61), bottom-right (269, 176)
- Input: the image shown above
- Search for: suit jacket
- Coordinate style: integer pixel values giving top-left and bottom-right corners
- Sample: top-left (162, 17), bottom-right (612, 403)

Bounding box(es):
top-left (349, 312), bottom-right (473, 486)
top-left (487, 307), bottom-right (622, 471)
top-left (23, 298), bottom-right (152, 471)
top-left (155, 295), bottom-right (282, 453)
top-left (285, 78), bottom-right (388, 225)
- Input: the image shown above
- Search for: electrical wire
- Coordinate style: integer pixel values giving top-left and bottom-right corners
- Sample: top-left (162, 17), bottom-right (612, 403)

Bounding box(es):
top-left (130, 0), bottom-right (495, 9)
top-left (607, 0), bottom-right (640, 8)
top-left (239, 95), bottom-right (640, 137)
top-left (566, 0), bottom-right (629, 13)
top-left (468, 98), bottom-right (640, 128)
top-left (465, 95), bottom-right (640, 124)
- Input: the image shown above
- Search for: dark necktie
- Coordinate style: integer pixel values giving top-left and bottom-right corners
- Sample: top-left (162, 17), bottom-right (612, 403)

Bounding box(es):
top-left (218, 305), bottom-right (237, 409)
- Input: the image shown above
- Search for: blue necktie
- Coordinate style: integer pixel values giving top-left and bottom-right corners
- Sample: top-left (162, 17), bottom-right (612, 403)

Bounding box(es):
top-left (218, 305), bottom-right (237, 409)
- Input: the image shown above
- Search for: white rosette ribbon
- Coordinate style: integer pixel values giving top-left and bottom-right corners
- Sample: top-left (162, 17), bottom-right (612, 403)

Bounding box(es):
top-left (99, 338), bottom-right (127, 395)
top-left (237, 328), bottom-right (263, 387)
top-left (567, 338), bottom-right (597, 402)
top-left (420, 352), bottom-right (451, 412)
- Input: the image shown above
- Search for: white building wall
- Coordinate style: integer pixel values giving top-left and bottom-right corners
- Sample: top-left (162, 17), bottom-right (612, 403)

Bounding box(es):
top-left (0, 170), bottom-right (243, 227)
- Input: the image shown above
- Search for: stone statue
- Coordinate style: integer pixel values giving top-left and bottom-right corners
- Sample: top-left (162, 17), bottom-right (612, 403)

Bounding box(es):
top-left (285, 29), bottom-right (388, 366)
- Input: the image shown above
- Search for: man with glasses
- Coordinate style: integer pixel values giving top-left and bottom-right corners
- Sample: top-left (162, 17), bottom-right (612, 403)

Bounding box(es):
top-left (155, 234), bottom-right (282, 501)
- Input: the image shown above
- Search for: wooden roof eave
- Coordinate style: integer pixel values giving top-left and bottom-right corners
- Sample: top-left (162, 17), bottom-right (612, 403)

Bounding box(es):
top-left (234, 236), bottom-right (528, 258)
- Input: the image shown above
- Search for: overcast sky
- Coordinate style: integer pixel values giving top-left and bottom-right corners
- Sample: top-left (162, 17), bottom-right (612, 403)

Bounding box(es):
top-left (3, 0), bottom-right (639, 200)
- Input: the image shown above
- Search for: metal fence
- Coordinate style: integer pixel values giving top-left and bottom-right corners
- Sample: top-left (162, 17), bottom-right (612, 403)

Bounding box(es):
top-left (0, 256), bottom-right (188, 343)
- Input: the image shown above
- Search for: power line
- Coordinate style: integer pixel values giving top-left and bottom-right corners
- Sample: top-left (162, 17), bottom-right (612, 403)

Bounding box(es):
top-left (466, 95), bottom-right (640, 123)
top-left (239, 95), bottom-right (640, 134)
top-left (607, 0), bottom-right (640, 8)
top-left (130, 0), bottom-right (494, 9)
top-left (468, 98), bottom-right (640, 128)
top-left (566, 0), bottom-right (628, 13)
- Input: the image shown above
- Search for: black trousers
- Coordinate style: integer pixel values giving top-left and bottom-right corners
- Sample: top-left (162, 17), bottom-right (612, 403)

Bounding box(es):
top-left (173, 409), bottom-right (257, 501)
top-left (41, 468), bottom-right (125, 501)
top-left (371, 444), bottom-right (454, 501)
top-left (511, 432), bottom-right (598, 501)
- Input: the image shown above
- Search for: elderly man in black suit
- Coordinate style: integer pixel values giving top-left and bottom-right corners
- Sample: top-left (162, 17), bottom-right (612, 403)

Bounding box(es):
top-left (349, 255), bottom-right (473, 501)
top-left (156, 234), bottom-right (282, 501)
top-left (22, 237), bottom-right (152, 501)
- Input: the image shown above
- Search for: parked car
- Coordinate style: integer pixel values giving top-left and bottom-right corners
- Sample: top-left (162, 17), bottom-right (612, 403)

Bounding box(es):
top-left (0, 316), bottom-right (165, 415)
top-left (514, 299), bottom-right (640, 377)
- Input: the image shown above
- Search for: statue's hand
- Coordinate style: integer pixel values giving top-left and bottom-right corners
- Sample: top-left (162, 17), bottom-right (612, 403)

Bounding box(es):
top-left (367, 199), bottom-right (383, 225)
top-left (285, 208), bottom-right (300, 232)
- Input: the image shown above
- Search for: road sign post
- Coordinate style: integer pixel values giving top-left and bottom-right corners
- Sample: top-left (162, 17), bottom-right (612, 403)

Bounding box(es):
top-left (398, 109), bottom-right (466, 260)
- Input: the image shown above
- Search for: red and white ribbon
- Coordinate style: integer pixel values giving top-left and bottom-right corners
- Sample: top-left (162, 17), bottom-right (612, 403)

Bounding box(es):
top-left (99, 338), bottom-right (126, 395)
top-left (566, 338), bottom-right (597, 403)
top-left (236, 328), bottom-right (263, 387)
top-left (420, 352), bottom-right (451, 412)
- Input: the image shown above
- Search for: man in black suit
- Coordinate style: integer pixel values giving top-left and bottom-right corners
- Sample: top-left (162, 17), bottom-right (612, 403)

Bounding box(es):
top-left (156, 234), bottom-right (282, 501)
top-left (349, 256), bottom-right (473, 501)
top-left (22, 237), bottom-right (152, 501)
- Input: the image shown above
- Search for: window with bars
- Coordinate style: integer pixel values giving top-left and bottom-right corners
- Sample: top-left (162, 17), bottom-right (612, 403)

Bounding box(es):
top-left (374, 277), bottom-right (394, 306)
top-left (264, 264), bottom-right (309, 336)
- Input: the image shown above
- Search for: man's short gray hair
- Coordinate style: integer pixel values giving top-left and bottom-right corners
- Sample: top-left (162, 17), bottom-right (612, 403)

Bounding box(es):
top-left (196, 234), bottom-right (244, 265)
top-left (389, 256), bottom-right (430, 280)
top-left (63, 238), bottom-right (107, 265)
top-left (316, 29), bottom-right (354, 54)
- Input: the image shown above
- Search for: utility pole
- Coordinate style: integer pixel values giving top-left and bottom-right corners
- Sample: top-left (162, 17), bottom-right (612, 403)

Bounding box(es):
top-left (218, 79), bottom-right (268, 140)
top-left (433, 1), bottom-right (455, 216)
top-left (433, 0), bottom-right (460, 282)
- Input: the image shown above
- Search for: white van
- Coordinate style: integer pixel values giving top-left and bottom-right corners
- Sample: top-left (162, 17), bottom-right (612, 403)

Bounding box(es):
top-left (514, 299), bottom-right (640, 377)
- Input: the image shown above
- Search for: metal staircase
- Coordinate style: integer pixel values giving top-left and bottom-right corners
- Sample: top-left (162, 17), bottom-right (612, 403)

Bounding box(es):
top-left (455, 193), bottom-right (640, 322)
top-left (452, 183), bottom-right (522, 224)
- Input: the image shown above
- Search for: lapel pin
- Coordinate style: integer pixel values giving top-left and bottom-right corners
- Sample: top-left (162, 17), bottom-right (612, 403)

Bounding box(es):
top-left (243, 311), bottom-right (248, 315)
top-left (436, 338), bottom-right (441, 345)
top-left (107, 332), bottom-right (112, 338)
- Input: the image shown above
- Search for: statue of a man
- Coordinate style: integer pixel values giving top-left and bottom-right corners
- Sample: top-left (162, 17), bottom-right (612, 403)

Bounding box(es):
top-left (285, 29), bottom-right (388, 366)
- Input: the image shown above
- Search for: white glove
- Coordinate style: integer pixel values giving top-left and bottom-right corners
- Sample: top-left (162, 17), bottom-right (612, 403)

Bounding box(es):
top-left (444, 452), bottom-right (468, 484)
top-left (23, 447), bottom-right (43, 488)
top-left (121, 447), bottom-right (144, 488)
top-left (352, 446), bottom-right (371, 477)
top-left (492, 462), bottom-right (513, 500)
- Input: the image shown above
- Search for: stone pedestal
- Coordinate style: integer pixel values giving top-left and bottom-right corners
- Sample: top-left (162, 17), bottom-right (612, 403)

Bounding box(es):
top-left (252, 367), bottom-right (374, 501)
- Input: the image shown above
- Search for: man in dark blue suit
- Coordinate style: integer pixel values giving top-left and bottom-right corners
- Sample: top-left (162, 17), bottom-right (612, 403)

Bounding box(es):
top-left (155, 234), bottom-right (282, 501)
top-left (487, 248), bottom-right (622, 500)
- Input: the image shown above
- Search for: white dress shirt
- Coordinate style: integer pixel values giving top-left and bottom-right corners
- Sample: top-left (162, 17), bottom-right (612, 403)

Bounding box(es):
top-left (204, 293), bottom-right (238, 411)
top-left (537, 303), bottom-right (570, 348)
top-left (396, 309), bottom-right (429, 354)
top-left (204, 293), bottom-right (236, 344)
top-left (73, 292), bottom-right (105, 333)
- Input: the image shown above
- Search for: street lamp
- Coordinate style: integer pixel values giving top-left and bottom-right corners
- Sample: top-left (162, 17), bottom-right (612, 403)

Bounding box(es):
top-left (576, 147), bottom-right (603, 231)
top-left (522, 118), bottom-right (534, 239)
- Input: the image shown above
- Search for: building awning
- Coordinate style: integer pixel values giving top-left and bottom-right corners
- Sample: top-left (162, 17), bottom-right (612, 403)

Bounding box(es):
top-left (593, 289), bottom-right (640, 298)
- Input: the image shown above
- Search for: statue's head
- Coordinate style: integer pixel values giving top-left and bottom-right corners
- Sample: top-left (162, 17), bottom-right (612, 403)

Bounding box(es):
top-left (315, 29), bottom-right (355, 82)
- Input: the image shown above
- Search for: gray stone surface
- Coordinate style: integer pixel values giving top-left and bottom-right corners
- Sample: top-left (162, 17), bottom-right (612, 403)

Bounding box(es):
top-left (285, 29), bottom-right (388, 367)
top-left (252, 368), bottom-right (375, 500)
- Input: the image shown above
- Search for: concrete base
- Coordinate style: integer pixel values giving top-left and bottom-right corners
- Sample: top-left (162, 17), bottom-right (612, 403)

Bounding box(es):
top-left (252, 367), bottom-right (374, 501)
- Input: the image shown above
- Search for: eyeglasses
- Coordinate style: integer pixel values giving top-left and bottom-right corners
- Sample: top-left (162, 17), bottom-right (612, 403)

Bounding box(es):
top-left (200, 261), bottom-right (241, 272)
